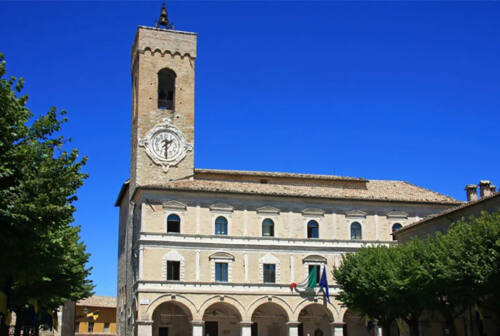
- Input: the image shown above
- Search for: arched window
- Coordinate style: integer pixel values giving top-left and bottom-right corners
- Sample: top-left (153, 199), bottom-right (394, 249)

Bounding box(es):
top-left (167, 214), bottom-right (180, 233)
top-left (350, 222), bottom-right (362, 240)
top-left (158, 68), bottom-right (176, 110)
top-left (307, 220), bottom-right (319, 238)
top-left (215, 216), bottom-right (228, 235)
top-left (392, 223), bottom-right (403, 240)
top-left (262, 218), bottom-right (274, 237)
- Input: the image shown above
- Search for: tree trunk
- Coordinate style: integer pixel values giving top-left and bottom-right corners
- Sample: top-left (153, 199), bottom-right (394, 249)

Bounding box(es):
top-left (444, 315), bottom-right (457, 336)
top-left (407, 318), bottom-right (420, 336)
top-left (381, 322), bottom-right (392, 336)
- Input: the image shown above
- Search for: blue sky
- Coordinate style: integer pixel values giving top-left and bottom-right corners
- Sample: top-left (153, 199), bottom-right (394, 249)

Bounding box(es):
top-left (2, 1), bottom-right (499, 296)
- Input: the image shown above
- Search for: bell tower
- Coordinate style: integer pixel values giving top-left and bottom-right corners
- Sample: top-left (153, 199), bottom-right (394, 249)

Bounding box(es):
top-left (130, 5), bottom-right (197, 190)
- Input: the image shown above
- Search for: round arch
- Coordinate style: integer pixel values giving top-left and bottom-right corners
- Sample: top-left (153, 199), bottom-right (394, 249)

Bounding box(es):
top-left (251, 302), bottom-right (290, 336)
top-left (247, 296), bottom-right (293, 321)
top-left (146, 294), bottom-right (197, 320)
top-left (203, 302), bottom-right (243, 336)
top-left (293, 302), bottom-right (335, 322)
top-left (151, 301), bottom-right (193, 336)
top-left (199, 296), bottom-right (246, 321)
top-left (297, 303), bottom-right (335, 336)
top-left (343, 309), bottom-right (369, 336)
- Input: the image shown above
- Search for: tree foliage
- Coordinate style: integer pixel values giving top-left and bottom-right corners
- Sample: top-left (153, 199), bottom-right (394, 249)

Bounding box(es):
top-left (333, 210), bottom-right (500, 336)
top-left (0, 53), bottom-right (94, 335)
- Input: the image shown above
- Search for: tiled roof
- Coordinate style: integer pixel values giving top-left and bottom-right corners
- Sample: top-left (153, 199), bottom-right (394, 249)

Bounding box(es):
top-left (131, 169), bottom-right (460, 205)
top-left (394, 192), bottom-right (500, 235)
top-left (77, 296), bottom-right (116, 308)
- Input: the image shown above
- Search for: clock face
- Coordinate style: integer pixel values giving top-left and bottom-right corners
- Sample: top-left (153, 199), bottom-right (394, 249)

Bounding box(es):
top-left (151, 131), bottom-right (181, 161)
top-left (138, 117), bottom-right (193, 172)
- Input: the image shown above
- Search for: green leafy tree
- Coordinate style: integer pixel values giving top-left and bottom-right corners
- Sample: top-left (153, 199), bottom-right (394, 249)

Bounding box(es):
top-left (333, 245), bottom-right (402, 336)
top-left (0, 54), bottom-right (94, 336)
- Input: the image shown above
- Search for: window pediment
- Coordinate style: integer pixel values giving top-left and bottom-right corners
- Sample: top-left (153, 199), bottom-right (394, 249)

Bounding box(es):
top-left (386, 211), bottom-right (408, 219)
top-left (259, 253), bottom-right (280, 264)
top-left (162, 200), bottom-right (187, 211)
top-left (303, 255), bottom-right (327, 264)
top-left (209, 252), bottom-right (235, 261)
top-left (209, 203), bottom-right (234, 213)
top-left (345, 210), bottom-right (367, 218)
top-left (302, 208), bottom-right (325, 216)
top-left (256, 206), bottom-right (280, 215)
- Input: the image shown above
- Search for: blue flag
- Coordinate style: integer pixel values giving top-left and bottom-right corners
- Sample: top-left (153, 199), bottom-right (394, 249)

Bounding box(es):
top-left (318, 267), bottom-right (331, 303)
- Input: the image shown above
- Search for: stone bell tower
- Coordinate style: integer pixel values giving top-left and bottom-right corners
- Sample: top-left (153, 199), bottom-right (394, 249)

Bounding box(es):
top-left (130, 5), bottom-right (197, 190)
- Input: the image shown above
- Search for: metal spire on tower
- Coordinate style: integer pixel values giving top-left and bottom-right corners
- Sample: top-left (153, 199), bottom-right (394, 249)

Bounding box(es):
top-left (156, 2), bottom-right (174, 29)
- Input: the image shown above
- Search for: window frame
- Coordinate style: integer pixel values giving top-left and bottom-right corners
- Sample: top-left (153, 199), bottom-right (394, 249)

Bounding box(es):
top-left (166, 213), bottom-right (181, 233)
top-left (215, 262), bottom-right (229, 282)
top-left (263, 263), bottom-right (276, 283)
top-left (307, 220), bottom-right (319, 238)
top-left (262, 218), bottom-right (275, 237)
top-left (215, 216), bottom-right (228, 235)
top-left (166, 260), bottom-right (180, 281)
top-left (350, 221), bottom-right (362, 240)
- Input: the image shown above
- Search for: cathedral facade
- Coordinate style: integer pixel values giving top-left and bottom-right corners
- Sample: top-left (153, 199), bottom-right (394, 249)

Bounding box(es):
top-left (116, 17), bottom-right (461, 336)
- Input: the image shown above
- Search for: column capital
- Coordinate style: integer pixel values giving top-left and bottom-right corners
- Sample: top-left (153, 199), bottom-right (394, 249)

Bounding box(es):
top-left (136, 320), bottom-right (154, 326)
top-left (287, 322), bottom-right (301, 327)
top-left (240, 321), bottom-right (254, 327)
top-left (191, 320), bottom-right (205, 326)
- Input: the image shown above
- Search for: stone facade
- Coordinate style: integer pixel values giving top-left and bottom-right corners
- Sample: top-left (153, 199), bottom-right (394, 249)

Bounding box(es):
top-left (117, 22), bottom-right (461, 336)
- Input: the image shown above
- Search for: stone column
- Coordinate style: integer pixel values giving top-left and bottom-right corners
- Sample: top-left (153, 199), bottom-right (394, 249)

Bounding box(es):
top-left (287, 322), bottom-right (301, 336)
top-left (192, 320), bottom-right (205, 336)
top-left (330, 322), bottom-right (345, 336)
top-left (136, 320), bottom-right (153, 336)
top-left (240, 321), bottom-right (253, 336)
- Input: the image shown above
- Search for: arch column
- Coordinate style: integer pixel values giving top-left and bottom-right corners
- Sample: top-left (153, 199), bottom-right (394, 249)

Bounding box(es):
top-left (330, 322), bottom-right (345, 336)
top-left (240, 321), bottom-right (253, 336)
top-left (287, 322), bottom-right (301, 336)
top-left (137, 320), bottom-right (153, 336)
top-left (192, 320), bottom-right (204, 336)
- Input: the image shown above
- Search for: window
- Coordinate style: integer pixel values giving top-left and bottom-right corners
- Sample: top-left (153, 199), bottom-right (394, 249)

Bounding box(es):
top-left (74, 322), bottom-right (80, 333)
top-left (104, 323), bottom-right (110, 332)
top-left (167, 261), bottom-right (180, 280)
top-left (392, 223), bottom-right (403, 241)
top-left (263, 264), bottom-right (276, 283)
top-left (88, 322), bottom-right (94, 333)
top-left (307, 220), bottom-right (319, 238)
top-left (262, 218), bottom-right (274, 237)
top-left (215, 216), bottom-right (228, 235)
top-left (167, 214), bottom-right (180, 233)
top-left (308, 265), bottom-right (321, 285)
top-left (158, 68), bottom-right (176, 110)
top-left (351, 222), bottom-right (362, 240)
top-left (215, 262), bottom-right (228, 282)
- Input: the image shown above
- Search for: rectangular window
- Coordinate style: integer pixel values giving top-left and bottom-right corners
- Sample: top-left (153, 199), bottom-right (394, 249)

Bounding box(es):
top-left (308, 265), bottom-right (321, 285)
top-left (263, 264), bottom-right (276, 283)
top-left (104, 323), bottom-right (110, 332)
top-left (215, 262), bottom-right (228, 282)
top-left (74, 322), bottom-right (80, 333)
top-left (88, 322), bottom-right (94, 333)
top-left (167, 261), bottom-right (180, 281)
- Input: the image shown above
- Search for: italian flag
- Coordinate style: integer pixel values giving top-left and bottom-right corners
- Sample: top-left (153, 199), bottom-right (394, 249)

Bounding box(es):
top-left (289, 266), bottom-right (318, 291)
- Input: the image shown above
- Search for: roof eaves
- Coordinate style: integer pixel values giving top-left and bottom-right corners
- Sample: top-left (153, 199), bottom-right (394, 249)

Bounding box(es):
top-left (114, 180), bottom-right (130, 207)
